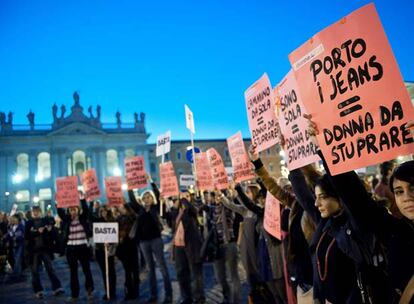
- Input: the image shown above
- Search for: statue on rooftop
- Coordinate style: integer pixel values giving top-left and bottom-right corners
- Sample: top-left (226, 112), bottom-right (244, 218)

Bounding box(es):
top-left (88, 106), bottom-right (94, 118)
top-left (96, 105), bottom-right (101, 120)
top-left (0, 112), bottom-right (5, 125)
top-left (134, 112), bottom-right (139, 124)
top-left (7, 112), bottom-right (13, 125)
top-left (60, 105), bottom-right (66, 119)
top-left (116, 111), bottom-right (121, 127)
top-left (140, 112), bottom-right (145, 124)
top-left (27, 110), bottom-right (35, 128)
top-left (52, 103), bottom-right (58, 121)
top-left (73, 91), bottom-right (80, 106)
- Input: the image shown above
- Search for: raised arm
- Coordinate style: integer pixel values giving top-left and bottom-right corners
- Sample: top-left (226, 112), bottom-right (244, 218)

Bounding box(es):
top-left (288, 167), bottom-right (321, 224)
top-left (219, 193), bottom-right (247, 217)
top-left (235, 184), bottom-right (264, 217)
top-left (128, 190), bottom-right (145, 215)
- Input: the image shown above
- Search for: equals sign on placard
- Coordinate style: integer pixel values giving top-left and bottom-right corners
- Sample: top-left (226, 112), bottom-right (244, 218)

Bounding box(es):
top-left (338, 96), bottom-right (362, 117)
top-left (291, 124), bottom-right (300, 134)
top-left (257, 117), bottom-right (264, 125)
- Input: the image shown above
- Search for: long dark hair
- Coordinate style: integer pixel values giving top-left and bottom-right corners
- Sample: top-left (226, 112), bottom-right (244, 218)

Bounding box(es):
top-left (314, 174), bottom-right (339, 200)
top-left (390, 160), bottom-right (414, 193)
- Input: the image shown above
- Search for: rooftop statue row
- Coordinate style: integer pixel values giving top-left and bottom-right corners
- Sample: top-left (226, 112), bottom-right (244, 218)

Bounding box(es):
top-left (0, 91), bottom-right (146, 133)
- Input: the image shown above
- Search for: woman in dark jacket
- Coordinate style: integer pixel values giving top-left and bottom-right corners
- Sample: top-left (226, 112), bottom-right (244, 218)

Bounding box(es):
top-left (173, 194), bottom-right (205, 304)
top-left (57, 196), bottom-right (94, 300)
top-left (128, 175), bottom-right (172, 304)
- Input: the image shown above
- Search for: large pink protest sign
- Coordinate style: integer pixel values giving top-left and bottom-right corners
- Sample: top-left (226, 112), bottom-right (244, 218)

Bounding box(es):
top-left (56, 176), bottom-right (79, 208)
top-left (263, 192), bottom-right (281, 240)
top-left (125, 156), bottom-right (147, 190)
top-left (227, 132), bottom-right (255, 183)
top-left (245, 73), bottom-right (279, 152)
top-left (159, 161), bottom-right (179, 199)
top-left (207, 148), bottom-right (229, 190)
top-left (80, 169), bottom-right (101, 201)
top-left (275, 70), bottom-right (320, 170)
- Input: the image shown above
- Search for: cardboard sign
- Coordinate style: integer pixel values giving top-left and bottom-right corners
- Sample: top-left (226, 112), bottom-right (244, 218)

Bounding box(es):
top-left (55, 176), bottom-right (79, 208)
top-left (104, 177), bottom-right (123, 206)
top-left (179, 175), bottom-right (195, 187)
top-left (263, 192), bottom-right (281, 240)
top-left (226, 132), bottom-right (255, 183)
top-left (156, 130), bottom-right (171, 157)
top-left (245, 73), bottom-right (279, 152)
top-left (289, 3), bottom-right (414, 175)
top-left (207, 148), bottom-right (229, 190)
top-left (275, 70), bottom-right (320, 170)
top-left (93, 222), bottom-right (119, 243)
top-left (195, 152), bottom-right (215, 191)
top-left (80, 169), bottom-right (101, 201)
top-left (185, 104), bottom-right (195, 134)
top-left (159, 161), bottom-right (179, 198)
top-left (124, 156), bottom-right (147, 190)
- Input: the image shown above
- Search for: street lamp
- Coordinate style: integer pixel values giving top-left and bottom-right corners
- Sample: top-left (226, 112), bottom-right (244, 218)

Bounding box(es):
top-left (12, 173), bottom-right (23, 184)
top-left (15, 192), bottom-right (23, 201)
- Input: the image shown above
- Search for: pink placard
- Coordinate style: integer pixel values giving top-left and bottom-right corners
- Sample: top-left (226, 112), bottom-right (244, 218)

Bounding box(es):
top-left (125, 156), bottom-right (147, 190)
top-left (226, 131), bottom-right (255, 183)
top-left (289, 3), bottom-right (414, 175)
top-left (55, 176), bottom-right (79, 208)
top-left (195, 152), bottom-right (215, 191)
top-left (275, 70), bottom-right (320, 170)
top-left (159, 161), bottom-right (179, 199)
top-left (104, 176), bottom-right (124, 206)
top-left (80, 169), bottom-right (101, 201)
top-left (263, 192), bottom-right (281, 240)
top-left (245, 73), bottom-right (279, 152)
top-left (207, 148), bottom-right (229, 190)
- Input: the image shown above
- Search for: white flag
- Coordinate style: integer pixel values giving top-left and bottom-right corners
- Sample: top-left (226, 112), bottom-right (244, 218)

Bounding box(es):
top-left (184, 104), bottom-right (195, 134)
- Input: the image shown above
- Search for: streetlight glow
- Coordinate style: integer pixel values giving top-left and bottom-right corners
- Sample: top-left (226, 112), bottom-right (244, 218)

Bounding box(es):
top-left (12, 173), bottom-right (23, 184)
top-left (113, 167), bottom-right (122, 176)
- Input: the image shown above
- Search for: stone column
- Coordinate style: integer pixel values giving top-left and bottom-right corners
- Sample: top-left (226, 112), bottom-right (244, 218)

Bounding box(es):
top-left (29, 151), bottom-right (37, 202)
top-left (0, 152), bottom-right (8, 210)
top-left (98, 148), bottom-right (107, 199)
top-left (118, 147), bottom-right (125, 176)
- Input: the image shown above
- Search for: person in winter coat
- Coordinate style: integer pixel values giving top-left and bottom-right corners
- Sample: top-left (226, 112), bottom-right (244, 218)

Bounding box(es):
top-left (4, 213), bottom-right (25, 282)
top-left (25, 206), bottom-right (63, 299)
top-left (128, 174), bottom-right (172, 304)
top-left (173, 193), bottom-right (205, 304)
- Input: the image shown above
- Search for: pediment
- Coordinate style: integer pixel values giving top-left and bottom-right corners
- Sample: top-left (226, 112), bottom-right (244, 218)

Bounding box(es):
top-left (48, 122), bottom-right (106, 136)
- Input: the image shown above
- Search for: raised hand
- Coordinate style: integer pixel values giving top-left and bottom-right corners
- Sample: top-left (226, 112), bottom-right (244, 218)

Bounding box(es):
top-left (248, 144), bottom-right (259, 162)
top-left (303, 113), bottom-right (319, 147)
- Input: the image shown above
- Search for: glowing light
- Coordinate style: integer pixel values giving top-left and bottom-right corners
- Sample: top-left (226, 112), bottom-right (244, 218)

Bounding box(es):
top-left (33, 196), bottom-right (40, 203)
top-left (122, 183), bottom-right (128, 191)
top-left (113, 167), bottom-right (122, 176)
top-left (12, 174), bottom-right (23, 184)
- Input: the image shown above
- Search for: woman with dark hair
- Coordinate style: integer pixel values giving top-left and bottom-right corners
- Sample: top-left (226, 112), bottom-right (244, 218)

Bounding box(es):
top-left (305, 115), bottom-right (414, 303)
top-left (57, 194), bottom-right (94, 301)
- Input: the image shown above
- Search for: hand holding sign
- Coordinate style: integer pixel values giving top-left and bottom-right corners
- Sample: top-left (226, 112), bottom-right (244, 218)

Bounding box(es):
top-left (247, 144), bottom-right (259, 162)
top-left (303, 113), bottom-right (320, 148)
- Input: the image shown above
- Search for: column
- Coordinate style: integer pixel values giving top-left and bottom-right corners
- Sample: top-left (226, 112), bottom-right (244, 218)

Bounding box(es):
top-left (143, 148), bottom-right (151, 176)
top-left (98, 148), bottom-right (107, 199)
top-left (0, 152), bottom-right (7, 210)
top-left (29, 151), bottom-right (37, 202)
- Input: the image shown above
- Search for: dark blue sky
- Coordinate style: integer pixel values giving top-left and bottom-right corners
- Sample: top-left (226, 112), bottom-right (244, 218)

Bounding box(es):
top-left (0, 0), bottom-right (412, 143)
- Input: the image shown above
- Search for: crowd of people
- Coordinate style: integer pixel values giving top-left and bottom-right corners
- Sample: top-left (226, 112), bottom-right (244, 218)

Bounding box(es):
top-left (0, 120), bottom-right (413, 304)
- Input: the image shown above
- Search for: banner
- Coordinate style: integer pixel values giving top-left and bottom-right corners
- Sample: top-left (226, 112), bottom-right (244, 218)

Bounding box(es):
top-left (275, 70), bottom-right (320, 170)
top-left (179, 174), bottom-right (195, 187)
top-left (245, 73), bottom-right (279, 152)
top-left (156, 130), bottom-right (171, 157)
top-left (195, 152), bottom-right (215, 191)
top-left (159, 161), bottom-right (179, 198)
top-left (104, 176), bottom-right (123, 206)
top-left (55, 176), bottom-right (79, 208)
top-left (263, 192), bottom-right (281, 240)
top-left (93, 223), bottom-right (119, 243)
top-left (185, 104), bottom-right (195, 134)
top-left (207, 148), bottom-right (229, 190)
top-left (226, 131), bottom-right (255, 183)
top-left (124, 156), bottom-right (147, 190)
top-left (80, 169), bottom-right (101, 201)
top-left (289, 3), bottom-right (414, 175)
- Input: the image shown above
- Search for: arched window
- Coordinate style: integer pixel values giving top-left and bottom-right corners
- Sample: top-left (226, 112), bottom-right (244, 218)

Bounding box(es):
top-left (14, 153), bottom-right (29, 183)
top-left (36, 152), bottom-right (51, 182)
top-left (73, 150), bottom-right (86, 176)
top-left (106, 149), bottom-right (120, 176)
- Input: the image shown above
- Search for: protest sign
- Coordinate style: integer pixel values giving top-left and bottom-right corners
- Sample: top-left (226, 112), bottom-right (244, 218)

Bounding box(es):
top-left (80, 169), bottom-right (101, 201)
top-left (156, 130), bottom-right (171, 157)
top-left (159, 161), bottom-right (179, 198)
top-left (226, 132), bottom-right (255, 183)
top-left (179, 175), bottom-right (195, 187)
top-left (289, 3), bottom-right (414, 175)
top-left (10, 204), bottom-right (18, 216)
top-left (245, 73), bottom-right (279, 152)
top-left (104, 177), bottom-right (123, 206)
top-left (263, 192), bottom-right (281, 240)
top-left (207, 148), bottom-right (229, 190)
top-left (55, 176), bottom-right (79, 208)
top-left (93, 222), bottom-right (119, 243)
top-left (195, 152), bottom-right (215, 191)
top-left (275, 70), bottom-right (320, 170)
top-left (124, 156), bottom-right (147, 190)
